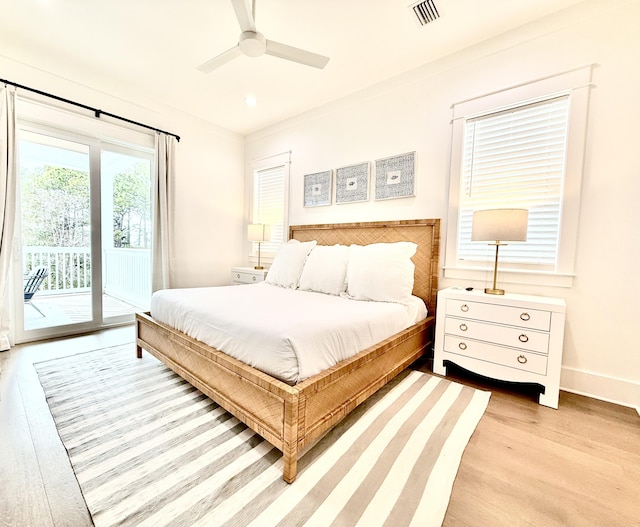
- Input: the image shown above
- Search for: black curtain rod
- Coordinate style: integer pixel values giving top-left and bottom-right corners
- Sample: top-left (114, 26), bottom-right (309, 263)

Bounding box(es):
top-left (1, 77), bottom-right (180, 142)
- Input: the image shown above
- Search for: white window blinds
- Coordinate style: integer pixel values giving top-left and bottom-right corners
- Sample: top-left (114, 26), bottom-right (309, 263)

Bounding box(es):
top-left (457, 95), bottom-right (570, 269)
top-left (253, 164), bottom-right (285, 254)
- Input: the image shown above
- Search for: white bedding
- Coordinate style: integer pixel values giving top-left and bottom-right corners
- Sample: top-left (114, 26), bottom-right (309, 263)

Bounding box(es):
top-left (150, 283), bottom-right (427, 385)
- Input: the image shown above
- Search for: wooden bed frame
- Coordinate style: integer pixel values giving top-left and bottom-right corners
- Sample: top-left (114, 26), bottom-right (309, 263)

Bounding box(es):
top-left (135, 218), bottom-right (440, 483)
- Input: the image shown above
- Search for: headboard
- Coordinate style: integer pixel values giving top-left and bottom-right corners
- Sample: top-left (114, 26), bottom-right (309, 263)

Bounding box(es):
top-left (290, 219), bottom-right (440, 316)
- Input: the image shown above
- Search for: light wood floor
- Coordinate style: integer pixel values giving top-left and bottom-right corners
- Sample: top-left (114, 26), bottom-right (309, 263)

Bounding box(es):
top-left (422, 363), bottom-right (640, 527)
top-left (1, 329), bottom-right (638, 527)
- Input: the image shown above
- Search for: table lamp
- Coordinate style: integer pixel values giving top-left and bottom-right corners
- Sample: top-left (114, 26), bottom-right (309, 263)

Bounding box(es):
top-left (471, 208), bottom-right (528, 295)
top-left (247, 223), bottom-right (271, 270)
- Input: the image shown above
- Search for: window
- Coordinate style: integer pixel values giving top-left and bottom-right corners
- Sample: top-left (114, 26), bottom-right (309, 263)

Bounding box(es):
top-left (445, 66), bottom-right (592, 287)
top-left (250, 152), bottom-right (290, 259)
top-left (457, 96), bottom-right (569, 269)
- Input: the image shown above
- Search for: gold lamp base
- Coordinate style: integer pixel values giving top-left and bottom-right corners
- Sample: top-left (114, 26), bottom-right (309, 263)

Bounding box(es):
top-left (485, 242), bottom-right (506, 296)
top-left (254, 241), bottom-right (264, 270)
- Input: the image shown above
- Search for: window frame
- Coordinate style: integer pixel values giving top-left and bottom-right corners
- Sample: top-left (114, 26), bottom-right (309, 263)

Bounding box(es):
top-left (444, 66), bottom-right (593, 288)
top-left (13, 97), bottom-right (156, 344)
top-left (249, 151), bottom-right (291, 266)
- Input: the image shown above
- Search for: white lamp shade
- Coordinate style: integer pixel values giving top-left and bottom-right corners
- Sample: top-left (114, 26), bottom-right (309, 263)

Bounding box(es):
top-left (471, 209), bottom-right (528, 242)
top-left (247, 223), bottom-right (271, 242)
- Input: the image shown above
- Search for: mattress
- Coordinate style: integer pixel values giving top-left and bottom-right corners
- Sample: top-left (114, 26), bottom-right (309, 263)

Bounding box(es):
top-left (150, 283), bottom-right (427, 385)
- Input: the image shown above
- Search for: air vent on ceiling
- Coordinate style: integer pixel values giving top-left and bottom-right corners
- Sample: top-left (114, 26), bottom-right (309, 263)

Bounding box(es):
top-left (410, 0), bottom-right (440, 26)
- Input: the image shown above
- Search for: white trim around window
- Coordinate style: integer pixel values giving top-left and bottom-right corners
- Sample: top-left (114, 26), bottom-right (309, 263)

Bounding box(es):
top-left (249, 151), bottom-right (291, 266)
top-left (444, 65), bottom-right (594, 288)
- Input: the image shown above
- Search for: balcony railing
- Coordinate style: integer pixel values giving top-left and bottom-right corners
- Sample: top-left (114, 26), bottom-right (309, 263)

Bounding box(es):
top-left (25, 246), bottom-right (91, 294)
top-left (24, 246), bottom-right (151, 308)
top-left (103, 248), bottom-right (151, 306)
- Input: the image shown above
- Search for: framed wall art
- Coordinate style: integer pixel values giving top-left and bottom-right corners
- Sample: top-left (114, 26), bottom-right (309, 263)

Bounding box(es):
top-left (303, 170), bottom-right (332, 207)
top-left (374, 151), bottom-right (416, 200)
top-left (335, 162), bottom-right (369, 204)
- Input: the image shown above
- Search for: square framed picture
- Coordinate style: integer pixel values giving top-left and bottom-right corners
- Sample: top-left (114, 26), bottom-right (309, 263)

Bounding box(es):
top-left (335, 162), bottom-right (369, 204)
top-left (374, 151), bottom-right (416, 200)
top-left (303, 170), bottom-right (332, 207)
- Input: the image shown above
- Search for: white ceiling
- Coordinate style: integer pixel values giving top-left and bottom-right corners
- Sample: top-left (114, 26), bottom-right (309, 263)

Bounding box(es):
top-left (0, 0), bottom-right (586, 136)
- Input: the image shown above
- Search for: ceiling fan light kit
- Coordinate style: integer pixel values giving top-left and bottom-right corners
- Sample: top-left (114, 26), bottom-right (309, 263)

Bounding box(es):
top-left (198, 0), bottom-right (330, 73)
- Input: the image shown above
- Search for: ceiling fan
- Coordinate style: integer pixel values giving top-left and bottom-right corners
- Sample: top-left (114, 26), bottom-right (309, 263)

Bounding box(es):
top-left (197, 0), bottom-right (330, 73)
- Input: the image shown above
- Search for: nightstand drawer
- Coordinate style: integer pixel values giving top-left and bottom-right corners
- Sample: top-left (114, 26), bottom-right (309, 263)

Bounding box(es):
top-left (234, 271), bottom-right (260, 284)
top-left (445, 299), bottom-right (551, 331)
top-left (443, 335), bottom-right (548, 375)
top-left (231, 268), bottom-right (267, 285)
top-left (444, 317), bottom-right (549, 353)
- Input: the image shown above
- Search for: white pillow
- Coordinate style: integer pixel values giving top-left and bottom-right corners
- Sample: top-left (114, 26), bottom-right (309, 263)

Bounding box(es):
top-left (298, 244), bottom-right (350, 295)
top-left (265, 239), bottom-right (317, 288)
top-left (346, 242), bottom-right (417, 303)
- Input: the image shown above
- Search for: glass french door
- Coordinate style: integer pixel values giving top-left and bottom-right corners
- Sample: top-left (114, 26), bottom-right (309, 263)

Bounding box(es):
top-left (15, 125), bottom-right (153, 343)
top-left (100, 147), bottom-right (153, 321)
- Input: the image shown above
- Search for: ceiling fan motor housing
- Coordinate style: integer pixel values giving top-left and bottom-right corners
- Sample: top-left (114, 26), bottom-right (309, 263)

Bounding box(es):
top-left (239, 31), bottom-right (266, 57)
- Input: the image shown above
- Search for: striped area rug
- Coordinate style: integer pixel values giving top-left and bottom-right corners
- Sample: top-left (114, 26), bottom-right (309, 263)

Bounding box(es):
top-left (35, 345), bottom-right (490, 527)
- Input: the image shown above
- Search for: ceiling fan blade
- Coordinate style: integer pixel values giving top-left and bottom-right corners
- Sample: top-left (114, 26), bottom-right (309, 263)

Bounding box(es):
top-left (197, 45), bottom-right (243, 73)
top-left (265, 40), bottom-right (330, 69)
top-left (231, 0), bottom-right (256, 32)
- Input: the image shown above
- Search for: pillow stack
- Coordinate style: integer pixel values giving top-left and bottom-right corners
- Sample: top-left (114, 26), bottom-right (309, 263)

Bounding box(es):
top-left (265, 239), bottom-right (417, 304)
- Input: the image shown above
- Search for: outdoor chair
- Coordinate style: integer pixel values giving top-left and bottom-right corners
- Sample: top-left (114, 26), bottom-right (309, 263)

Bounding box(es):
top-left (24, 266), bottom-right (49, 317)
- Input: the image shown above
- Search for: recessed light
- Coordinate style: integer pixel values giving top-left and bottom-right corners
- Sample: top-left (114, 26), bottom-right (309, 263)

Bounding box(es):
top-left (244, 95), bottom-right (257, 107)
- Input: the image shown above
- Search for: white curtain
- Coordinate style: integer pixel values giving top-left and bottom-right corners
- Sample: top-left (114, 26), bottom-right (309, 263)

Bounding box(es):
top-left (0, 85), bottom-right (17, 351)
top-left (152, 133), bottom-right (177, 292)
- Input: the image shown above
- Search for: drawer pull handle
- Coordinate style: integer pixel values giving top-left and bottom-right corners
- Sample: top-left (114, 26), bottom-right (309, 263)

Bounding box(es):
top-left (458, 342), bottom-right (467, 351)
top-left (252, 276), bottom-right (256, 281)
top-left (520, 312), bottom-right (531, 321)
top-left (518, 334), bottom-right (529, 343)
top-left (459, 323), bottom-right (468, 331)
top-left (236, 273), bottom-right (240, 279)
top-left (517, 354), bottom-right (528, 364)
top-left (460, 304), bottom-right (469, 312)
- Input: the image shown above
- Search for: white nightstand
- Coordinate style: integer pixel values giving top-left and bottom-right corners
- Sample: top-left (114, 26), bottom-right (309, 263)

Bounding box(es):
top-left (231, 266), bottom-right (268, 285)
top-left (433, 287), bottom-right (566, 408)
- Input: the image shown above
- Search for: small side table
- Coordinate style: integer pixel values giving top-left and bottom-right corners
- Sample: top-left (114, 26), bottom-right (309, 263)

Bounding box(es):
top-left (231, 266), bottom-right (268, 285)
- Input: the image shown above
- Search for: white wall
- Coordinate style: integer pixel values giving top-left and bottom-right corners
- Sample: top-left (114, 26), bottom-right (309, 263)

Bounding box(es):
top-left (164, 112), bottom-right (245, 288)
top-left (245, 0), bottom-right (640, 409)
top-left (0, 55), bottom-right (245, 289)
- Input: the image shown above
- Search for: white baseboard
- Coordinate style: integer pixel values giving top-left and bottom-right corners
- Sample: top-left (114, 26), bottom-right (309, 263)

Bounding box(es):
top-left (561, 366), bottom-right (640, 416)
